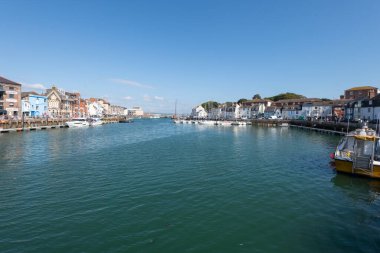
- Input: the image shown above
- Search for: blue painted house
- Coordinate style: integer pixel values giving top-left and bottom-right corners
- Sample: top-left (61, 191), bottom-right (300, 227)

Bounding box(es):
top-left (21, 92), bottom-right (48, 117)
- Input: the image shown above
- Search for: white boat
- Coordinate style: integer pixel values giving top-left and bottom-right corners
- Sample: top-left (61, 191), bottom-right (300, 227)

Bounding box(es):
top-left (199, 120), bottom-right (215, 125)
top-left (90, 118), bottom-right (103, 126)
top-left (218, 121), bottom-right (232, 126)
top-left (65, 118), bottom-right (90, 128)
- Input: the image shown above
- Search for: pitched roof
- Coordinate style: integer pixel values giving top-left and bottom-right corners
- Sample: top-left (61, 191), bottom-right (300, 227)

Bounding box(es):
top-left (265, 106), bottom-right (277, 112)
top-left (241, 99), bottom-right (272, 106)
top-left (275, 98), bottom-right (321, 103)
top-left (21, 91), bottom-right (39, 98)
top-left (346, 86), bottom-right (377, 91)
top-left (0, 76), bottom-right (22, 86)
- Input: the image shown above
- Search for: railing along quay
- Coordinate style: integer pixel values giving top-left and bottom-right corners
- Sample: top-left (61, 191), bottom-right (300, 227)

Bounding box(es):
top-left (288, 120), bottom-right (365, 136)
top-left (249, 119), bottom-right (369, 136)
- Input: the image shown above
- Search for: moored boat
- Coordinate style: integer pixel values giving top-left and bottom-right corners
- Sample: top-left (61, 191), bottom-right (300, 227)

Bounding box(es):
top-left (65, 118), bottom-right (90, 128)
top-left (89, 118), bottom-right (103, 126)
top-left (218, 121), bottom-right (232, 126)
top-left (333, 123), bottom-right (380, 179)
top-left (119, 118), bottom-right (133, 123)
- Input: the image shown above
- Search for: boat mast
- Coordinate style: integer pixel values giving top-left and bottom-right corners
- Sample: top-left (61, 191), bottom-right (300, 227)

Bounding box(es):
top-left (174, 100), bottom-right (177, 119)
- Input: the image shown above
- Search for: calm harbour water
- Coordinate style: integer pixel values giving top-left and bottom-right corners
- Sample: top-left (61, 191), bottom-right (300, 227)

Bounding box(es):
top-left (1, 119), bottom-right (380, 253)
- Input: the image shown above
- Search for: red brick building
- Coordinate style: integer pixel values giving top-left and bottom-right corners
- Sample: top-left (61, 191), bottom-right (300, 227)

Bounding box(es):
top-left (0, 76), bottom-right (22, 117)
top-left (344, 86), bottom-right (378, 100)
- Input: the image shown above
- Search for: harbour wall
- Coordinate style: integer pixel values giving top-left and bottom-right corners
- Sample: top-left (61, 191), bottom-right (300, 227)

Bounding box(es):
top-left (0, 117), bottom-right (121, 133)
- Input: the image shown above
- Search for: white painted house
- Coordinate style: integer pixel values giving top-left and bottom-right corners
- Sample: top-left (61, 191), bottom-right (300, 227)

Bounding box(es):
top-left (208, 107), bottom-right (223, 119)
top-left (240, 99), bottom-right (272, 119)
top-left (281, 106), bottom-right (302, 119)
top-left (87, 101), bottom-right (104, 117)
top-left (264, 106), bottom-right (281, 118)
top-left (224, 103), bottom-right (240, 119)
top-left (301, 102), bottom-right (333, 119)
top-left (191, 105), bottom-right (208, 118)
top-left (21, 99), bottom-right (30, 116)
top-left (345, 96), bottom-right (380, 121)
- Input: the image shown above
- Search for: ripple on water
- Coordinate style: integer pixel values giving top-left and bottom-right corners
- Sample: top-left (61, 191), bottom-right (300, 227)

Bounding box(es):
top-left (0, 120), bottom-right (380, 253)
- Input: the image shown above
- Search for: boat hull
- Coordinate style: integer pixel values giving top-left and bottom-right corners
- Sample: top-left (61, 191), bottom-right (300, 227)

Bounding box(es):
top-left (90, 121), bottom-right (103, 126)
top-left (334, 159), bottom-right (380, 179)
top-left (65, 122), bottom-right (90, 128)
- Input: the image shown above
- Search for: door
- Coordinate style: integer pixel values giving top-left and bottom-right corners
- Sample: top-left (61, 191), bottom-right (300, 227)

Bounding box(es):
top-left (353, 139), bottom-right (372, 170)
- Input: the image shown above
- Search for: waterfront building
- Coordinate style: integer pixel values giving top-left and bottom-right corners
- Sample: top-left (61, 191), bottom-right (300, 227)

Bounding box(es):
top-left (21, 99), bottom-right (30, 116)
top-left (271, 98), bottom-right (321, 119)
top-left (98, 99), bottom-right (110, 116)
top-left (238, 105), bottom-right (251, 119)
top-left (0, 76), bottom-right (22, 117)
top-left (273, 98), bottom-right (321, 108)
top-left (222, 103), bottom-right (240, 119)
top-left (46, 86), bottom-right (78, 118)
top-left (281, 106), bottom-right (303, 119)
top-left (301, 102), bottom-right (332, 120)
top-left (239, 99), bottom-right (272, 119)
top-left (65, 91), bottom-right (81, 117)
top-left (78, 98), bottom-right (88, 117)
top-left (191, 105), bottom-right (207, 119)
top-left (87, 98), bottom-right (104, 117)
top-left (264, 106), bottom-right (281, 119)
top-left (21, 92), bottom-right (48, 117)
top-left (208, 107), bottom-right (223, 119)
top-left (345, 95), bottom-right (380, 121)
top-left (302, 100), bottom-right (350, 120)
top-left (110, 105), bottom-right (126, 116)
top-left (344, 86), bottom-right (378, 100)
top-left (0, 84), bottom-right (4, 115)
top-left (125, 106), bottom-right (144, 117)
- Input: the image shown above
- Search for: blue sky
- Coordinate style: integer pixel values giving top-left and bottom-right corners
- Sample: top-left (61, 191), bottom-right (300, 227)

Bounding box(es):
top-left (1, 0), bottom-right (380, 113)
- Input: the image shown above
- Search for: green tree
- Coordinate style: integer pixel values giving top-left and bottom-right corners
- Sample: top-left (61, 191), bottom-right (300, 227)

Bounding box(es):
top-left (265, 92), bottom-right (306, 101)
top-left (201, 101), bottom-right (219, 111)
top-left (237, 98), bottom-right (248, 104)
top-left (252, 94), bottom-right (261, 99)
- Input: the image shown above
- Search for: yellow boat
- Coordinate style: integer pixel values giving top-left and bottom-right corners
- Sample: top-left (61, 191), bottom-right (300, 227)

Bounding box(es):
top-left (334, 123), bottom-right (380, 179)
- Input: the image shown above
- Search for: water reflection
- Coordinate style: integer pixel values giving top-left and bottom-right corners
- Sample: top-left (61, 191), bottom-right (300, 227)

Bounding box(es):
top-left (331, 174), bottom-right (380, 203)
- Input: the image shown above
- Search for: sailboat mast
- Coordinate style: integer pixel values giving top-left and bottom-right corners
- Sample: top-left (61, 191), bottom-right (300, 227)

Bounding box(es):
top-left (174, 100), bottom-right (177, 118)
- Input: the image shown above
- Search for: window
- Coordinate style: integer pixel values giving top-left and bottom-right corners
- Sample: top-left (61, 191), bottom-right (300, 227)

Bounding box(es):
top-left (368, 108), bottom-right (371, 113)
top-left (9, 87), bottom-right (14, 91)
top-left (9, 94), bottom-right (14, 98)
top-left (9, 103), bottom-right (14, 107)
top-left (350, 91), bottom-right (353, 95)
